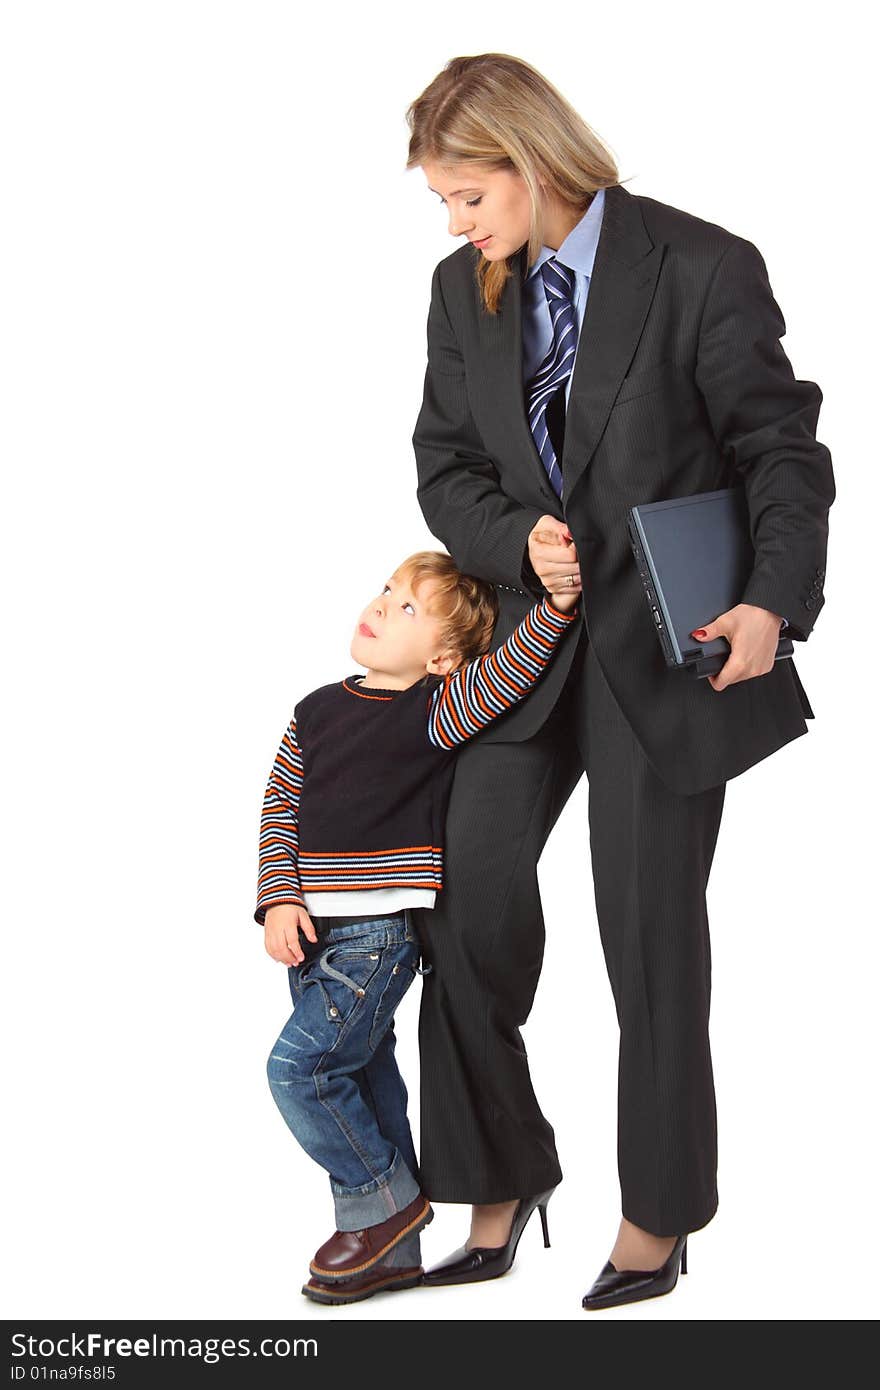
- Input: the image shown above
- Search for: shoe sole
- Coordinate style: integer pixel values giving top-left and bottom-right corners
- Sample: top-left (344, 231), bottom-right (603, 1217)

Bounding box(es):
top-left (302, 1271), bottom-right (424, 1305)
top-left (309, 1200), bottom-right (434, 1283)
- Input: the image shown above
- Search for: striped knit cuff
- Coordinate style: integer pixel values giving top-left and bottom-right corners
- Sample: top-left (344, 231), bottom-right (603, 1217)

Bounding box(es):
top-left (254, 892), bottom-right (307, 926)
top-left (541, 593), bottom-right (580, 624)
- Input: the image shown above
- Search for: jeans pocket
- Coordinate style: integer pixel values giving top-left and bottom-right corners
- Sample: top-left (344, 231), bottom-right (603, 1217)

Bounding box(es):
top-left (308, 944), bottom-right (386, 1026)
top-left (368, 943), bottom-right (419, 1050)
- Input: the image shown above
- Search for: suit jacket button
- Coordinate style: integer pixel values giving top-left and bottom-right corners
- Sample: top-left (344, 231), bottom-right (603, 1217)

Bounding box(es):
top-left (804, 598), bottom-right (814, 610)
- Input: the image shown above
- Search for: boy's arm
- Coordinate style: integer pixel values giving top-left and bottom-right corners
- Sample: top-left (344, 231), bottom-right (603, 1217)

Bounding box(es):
top-left (254, 716), bottom-right (307, 924)
top-left (427, 593), bottom-right (579, 749)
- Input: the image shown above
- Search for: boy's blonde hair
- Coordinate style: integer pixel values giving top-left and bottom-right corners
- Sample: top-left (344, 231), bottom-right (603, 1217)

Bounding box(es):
top-left (405, 52), bottom-right (621, 315)
top-left (393, 550), bottom-right (499, 675)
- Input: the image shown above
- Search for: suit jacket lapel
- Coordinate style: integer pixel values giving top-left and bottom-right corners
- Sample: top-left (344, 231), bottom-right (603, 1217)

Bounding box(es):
top-left (476, 182), bottom-right (666, 509)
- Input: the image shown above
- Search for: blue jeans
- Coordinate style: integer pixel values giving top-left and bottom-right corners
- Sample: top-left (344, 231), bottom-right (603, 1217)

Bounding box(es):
top-left (266, 909), bottom-right (425, 1269)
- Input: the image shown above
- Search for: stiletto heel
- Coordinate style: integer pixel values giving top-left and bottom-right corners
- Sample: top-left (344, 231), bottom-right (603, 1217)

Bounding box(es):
top-left (538, 1202), bottom-right (551, 1248)
top-left (423, 1185), bottom-right (558, 1286)
top-left (582, 1232), bottom-right (689, 1311)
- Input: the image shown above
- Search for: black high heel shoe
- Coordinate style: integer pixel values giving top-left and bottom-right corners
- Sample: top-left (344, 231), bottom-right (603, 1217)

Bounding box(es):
top-left (582, 1233), bottom-right (688, 1310)
top-left (422, 1187), bottom-right (556, 1286)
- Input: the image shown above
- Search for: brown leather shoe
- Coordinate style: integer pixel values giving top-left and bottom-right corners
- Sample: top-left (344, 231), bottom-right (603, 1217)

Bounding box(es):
top-left (302, 1264), bottom-right (424, 1305)
top-left (309, 1193), bottom-right (433, 1282)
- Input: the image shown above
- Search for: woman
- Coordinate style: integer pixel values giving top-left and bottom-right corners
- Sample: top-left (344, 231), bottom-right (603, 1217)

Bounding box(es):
top-left (404, 54), bottom-right (834, 1310)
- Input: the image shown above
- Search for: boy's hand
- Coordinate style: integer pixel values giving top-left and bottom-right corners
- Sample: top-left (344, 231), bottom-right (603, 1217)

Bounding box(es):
top-left (264, 903), bottom-right (318, 966)
top-left (527, 517), bottom-right (583, 604)
top-left (548, 583), bottom-right (580, 614)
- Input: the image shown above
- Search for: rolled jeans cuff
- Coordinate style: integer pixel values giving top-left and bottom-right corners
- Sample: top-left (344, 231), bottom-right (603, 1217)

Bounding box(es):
top-left (331, 1149), bottom-right (420, 1232)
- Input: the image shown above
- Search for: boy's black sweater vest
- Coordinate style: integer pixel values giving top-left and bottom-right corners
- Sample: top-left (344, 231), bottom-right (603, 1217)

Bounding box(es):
top-left (294, 673), bottom-right (454, 893)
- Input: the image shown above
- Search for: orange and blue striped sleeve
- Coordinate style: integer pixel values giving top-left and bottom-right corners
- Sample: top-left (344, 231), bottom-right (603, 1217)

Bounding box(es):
top-left (427, 594), bottom-right (579, 749)
top-left (254, 716), bottom-right (307, 924)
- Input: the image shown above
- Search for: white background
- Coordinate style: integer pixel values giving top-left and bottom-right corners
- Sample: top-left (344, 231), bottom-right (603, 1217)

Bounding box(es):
top-left (2, 0), bottom-right (876, 1323)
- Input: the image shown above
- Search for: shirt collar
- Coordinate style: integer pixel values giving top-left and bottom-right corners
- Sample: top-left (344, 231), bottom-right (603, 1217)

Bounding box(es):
top-left (525, 185), bottom-right (606, 282)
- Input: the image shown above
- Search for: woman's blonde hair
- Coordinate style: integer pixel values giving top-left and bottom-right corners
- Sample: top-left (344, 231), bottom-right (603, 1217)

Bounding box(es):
top-left (393, 550), bottom-right (499, 675)
top-left (405, 53), bottom-right (623, 314)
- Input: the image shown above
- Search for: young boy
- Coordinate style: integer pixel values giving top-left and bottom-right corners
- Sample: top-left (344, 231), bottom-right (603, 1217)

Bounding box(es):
top-left (255, 550), bottom-right (580, 1305)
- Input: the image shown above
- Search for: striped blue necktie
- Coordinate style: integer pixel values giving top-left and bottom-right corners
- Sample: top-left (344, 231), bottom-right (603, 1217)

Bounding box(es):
top-left (525, 256), bottom-right (578, 498)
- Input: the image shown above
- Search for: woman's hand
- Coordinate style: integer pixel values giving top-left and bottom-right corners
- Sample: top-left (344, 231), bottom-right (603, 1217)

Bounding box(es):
top-left (691, 603), bottom-right (787, 692)
top-left (264, 903), bottom-right (317, 966)
top-left (527, 516), bottom-right (582, 598)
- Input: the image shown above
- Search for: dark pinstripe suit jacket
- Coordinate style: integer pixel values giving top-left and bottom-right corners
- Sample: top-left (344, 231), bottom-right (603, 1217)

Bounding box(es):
top-left (411, 182), bottom-right (835, 795)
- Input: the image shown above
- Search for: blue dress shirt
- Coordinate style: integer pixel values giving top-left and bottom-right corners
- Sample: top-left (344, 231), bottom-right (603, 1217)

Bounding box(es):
top-left (521, 185), bottom-right (605, 404)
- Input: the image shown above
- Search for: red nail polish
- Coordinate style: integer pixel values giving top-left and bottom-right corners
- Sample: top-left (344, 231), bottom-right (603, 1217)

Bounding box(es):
top-left (691, 628), bottom-right (707, 639)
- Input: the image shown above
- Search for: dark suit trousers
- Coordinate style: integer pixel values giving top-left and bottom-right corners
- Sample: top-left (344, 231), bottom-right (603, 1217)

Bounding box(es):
top-left (411, 626), bottom-right (726, 1237)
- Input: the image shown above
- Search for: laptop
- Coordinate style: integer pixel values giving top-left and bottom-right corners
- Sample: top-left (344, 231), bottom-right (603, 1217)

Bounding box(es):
top-left (628, 486), bottom-right (794, 679)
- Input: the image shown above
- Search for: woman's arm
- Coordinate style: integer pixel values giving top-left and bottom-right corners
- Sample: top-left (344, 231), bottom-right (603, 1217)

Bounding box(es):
top-left (427, 593), bottom-right (579, 748)
top-left (412, 261), bottom-right (546, 593)
top-left (694, 237), bottom-right (835, 641)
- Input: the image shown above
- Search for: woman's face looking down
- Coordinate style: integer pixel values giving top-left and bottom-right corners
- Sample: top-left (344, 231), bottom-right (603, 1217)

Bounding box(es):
top-left (421, 161), bottom-right (532, 261)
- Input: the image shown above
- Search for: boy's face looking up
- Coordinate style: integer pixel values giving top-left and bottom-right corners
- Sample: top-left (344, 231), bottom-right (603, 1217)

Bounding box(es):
top-left (351, 569), bottom-right (460, 691)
